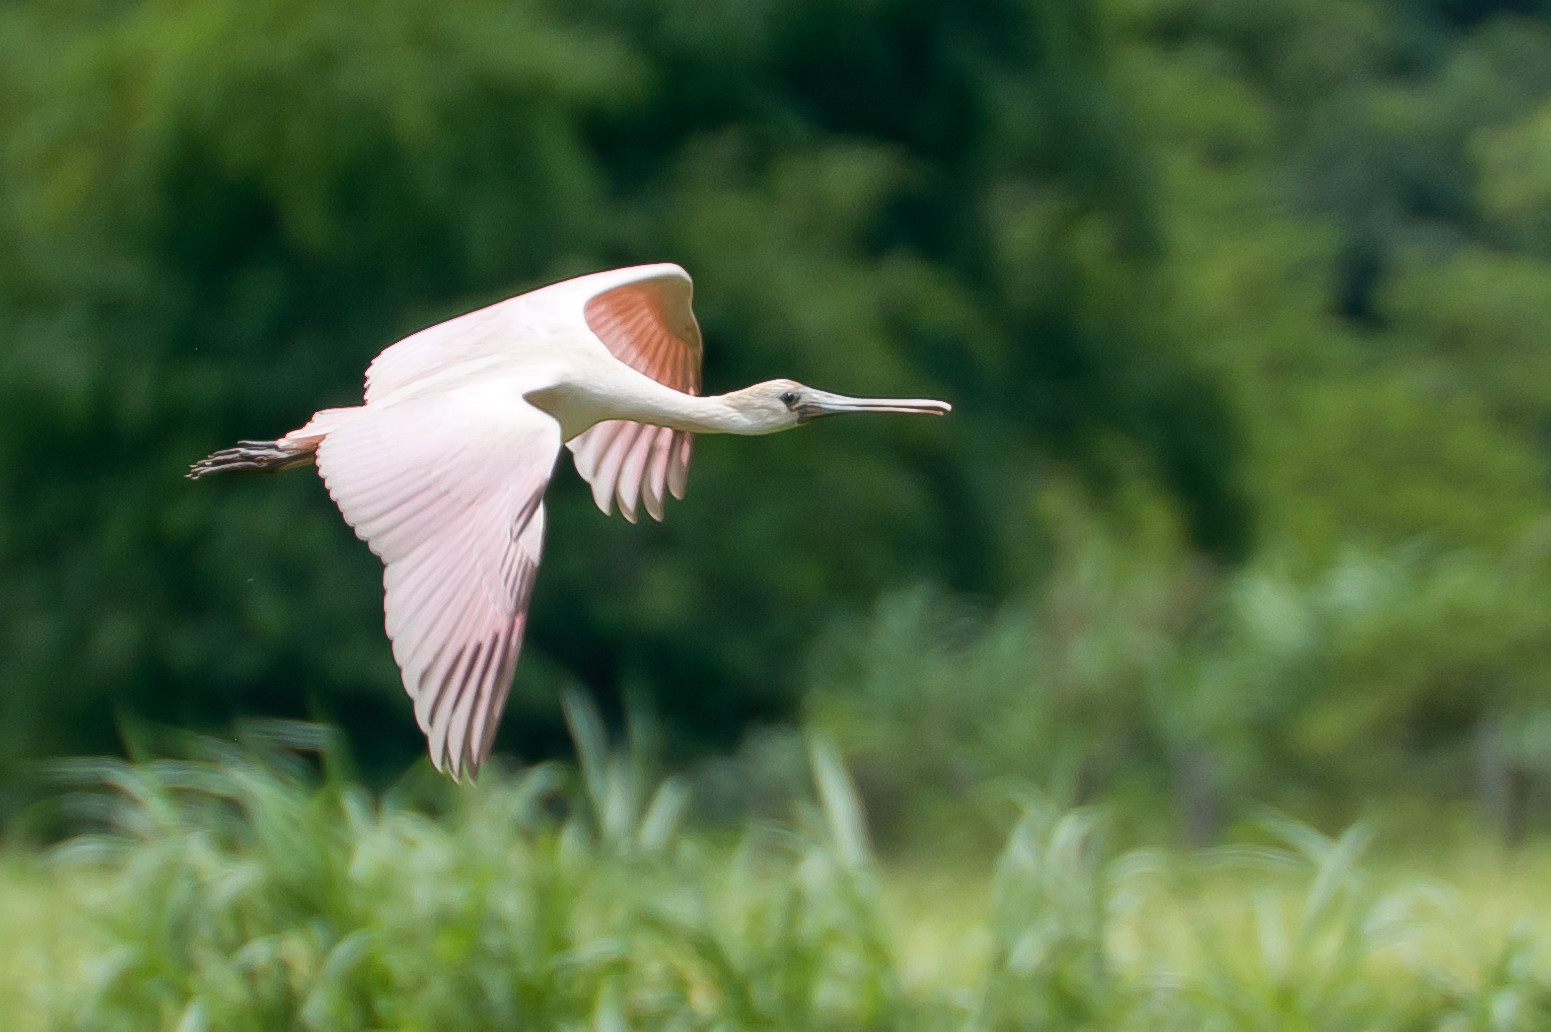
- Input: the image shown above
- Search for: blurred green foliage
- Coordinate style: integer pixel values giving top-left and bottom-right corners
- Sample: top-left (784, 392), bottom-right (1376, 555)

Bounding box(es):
top-left (9, 717), bottom-right (1551, 1030)
top-left (809, 517), bottom-right (1551, 843)
top-left (3, 0), bottom-right (1551, 838)
top-left (0, 0), bottom-right (1244, 782)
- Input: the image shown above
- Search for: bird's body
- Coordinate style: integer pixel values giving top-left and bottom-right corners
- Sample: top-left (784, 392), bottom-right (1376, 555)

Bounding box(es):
top-left (192, 264), bottom-right (950, 778)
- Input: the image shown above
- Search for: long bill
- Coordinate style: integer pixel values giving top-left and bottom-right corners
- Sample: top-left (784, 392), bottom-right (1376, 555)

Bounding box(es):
top-left (797, 390), bottom-right (952, 422)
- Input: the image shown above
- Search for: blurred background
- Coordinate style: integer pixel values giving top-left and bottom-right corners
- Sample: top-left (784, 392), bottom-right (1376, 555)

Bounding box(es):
top-left (4, 0), bottom-right (1551, 849)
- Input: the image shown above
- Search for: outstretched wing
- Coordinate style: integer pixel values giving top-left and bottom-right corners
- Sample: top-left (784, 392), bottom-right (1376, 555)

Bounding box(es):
top-left (313, 390), bottom-right (562, 779)
top-left (568, 266), bottom-right (703, 522)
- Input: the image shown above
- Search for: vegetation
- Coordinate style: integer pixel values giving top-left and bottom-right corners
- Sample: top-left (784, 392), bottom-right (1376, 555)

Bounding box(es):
top-left (7, 707), bottom-right (1551, 1031)
top-left (5, 0), bottom-right (1551, 1024)
top-left (6, 0), bottom-right (1551, 833)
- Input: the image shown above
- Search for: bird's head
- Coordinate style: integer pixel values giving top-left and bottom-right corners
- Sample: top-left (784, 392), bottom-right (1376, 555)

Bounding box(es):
top-left (726, 379), bottom-right (952, 433)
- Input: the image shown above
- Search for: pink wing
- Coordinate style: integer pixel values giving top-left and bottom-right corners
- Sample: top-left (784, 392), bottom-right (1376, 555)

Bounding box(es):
top-left (568, 268), bottom-right (703, 522)
top-left (314, 393), bottom-right (562, 779)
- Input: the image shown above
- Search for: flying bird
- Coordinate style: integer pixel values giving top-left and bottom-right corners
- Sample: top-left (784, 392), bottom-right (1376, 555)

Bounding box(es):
top-left (190, 264), bottom-right (951, 779)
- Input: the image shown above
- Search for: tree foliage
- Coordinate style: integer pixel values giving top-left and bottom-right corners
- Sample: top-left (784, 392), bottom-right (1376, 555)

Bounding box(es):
top-left (2, 0), bottom-right (1550, 825)
top-left (0, 0), bottom-right (1244, 783)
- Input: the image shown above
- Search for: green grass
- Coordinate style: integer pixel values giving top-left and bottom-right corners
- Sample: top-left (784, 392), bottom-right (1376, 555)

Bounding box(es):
top-left (3, 699), bottom-right (1551, 1031)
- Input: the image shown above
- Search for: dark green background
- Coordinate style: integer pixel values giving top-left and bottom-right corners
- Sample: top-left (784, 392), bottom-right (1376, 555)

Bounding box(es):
top-left (4, 0), bottom-right (1551, 834)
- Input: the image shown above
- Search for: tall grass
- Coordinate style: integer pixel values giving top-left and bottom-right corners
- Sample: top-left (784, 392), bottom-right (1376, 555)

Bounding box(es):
top-left (4, 696), bottom-right (1550, 1031)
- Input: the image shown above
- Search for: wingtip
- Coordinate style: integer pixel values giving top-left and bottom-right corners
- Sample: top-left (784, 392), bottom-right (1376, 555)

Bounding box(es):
top-left (431, 744), bottom-right (476, 783)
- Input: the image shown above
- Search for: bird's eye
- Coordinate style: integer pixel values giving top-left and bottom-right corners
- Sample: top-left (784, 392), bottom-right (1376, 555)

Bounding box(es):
top-left (779, 390), bottom-right (800, 408)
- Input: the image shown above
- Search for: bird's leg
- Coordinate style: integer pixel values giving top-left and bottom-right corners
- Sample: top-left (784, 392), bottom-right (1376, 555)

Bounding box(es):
top-left (186, 437), bottom-right (319, 479)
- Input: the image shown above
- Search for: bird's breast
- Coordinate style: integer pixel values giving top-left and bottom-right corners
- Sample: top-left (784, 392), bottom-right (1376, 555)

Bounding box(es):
top-left (524, 380), bottom-right (615, 442)
top-left (525, 359), bottom-right (697, 442)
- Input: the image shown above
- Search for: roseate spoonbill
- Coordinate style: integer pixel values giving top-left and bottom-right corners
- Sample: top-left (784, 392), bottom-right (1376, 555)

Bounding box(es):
top-left (190, 264), bottom-right (951, 779)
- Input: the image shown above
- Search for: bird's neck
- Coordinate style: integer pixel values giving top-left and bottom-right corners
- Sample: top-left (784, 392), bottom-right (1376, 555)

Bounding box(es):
top-left (623, 390), bottom-right (773, 435)
top-left (536, 378), bottom-right (775, 439)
